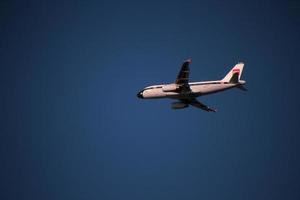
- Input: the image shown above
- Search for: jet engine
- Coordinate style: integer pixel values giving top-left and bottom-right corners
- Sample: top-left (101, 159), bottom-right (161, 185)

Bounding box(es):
top-left (171, 102), bottom-right (189, 109)
top-left (162, 84), bottom-right (179, 92)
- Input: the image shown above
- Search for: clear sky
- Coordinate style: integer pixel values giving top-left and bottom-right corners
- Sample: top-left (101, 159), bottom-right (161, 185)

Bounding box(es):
top-left (1, 0), bottom-right (300, 199)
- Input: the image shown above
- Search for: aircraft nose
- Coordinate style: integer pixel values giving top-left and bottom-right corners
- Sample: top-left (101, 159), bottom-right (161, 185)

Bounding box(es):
top-left (137, 90), bottom-right (144, 98)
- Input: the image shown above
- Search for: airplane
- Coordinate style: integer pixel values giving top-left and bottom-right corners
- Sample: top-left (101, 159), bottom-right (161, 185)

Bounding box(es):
top-left (137, 59), bottom-right (246, 112)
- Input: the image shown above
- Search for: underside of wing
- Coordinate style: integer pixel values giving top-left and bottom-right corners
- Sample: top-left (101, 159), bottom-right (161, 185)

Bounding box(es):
top-left (187, 98), bottom-right (217, 112)
top-left (175, 59), bottom-right (191, 85)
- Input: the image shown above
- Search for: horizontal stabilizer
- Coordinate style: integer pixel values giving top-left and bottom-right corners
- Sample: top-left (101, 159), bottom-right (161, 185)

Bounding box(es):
top-left (236, 85), bottom-right (248, 91)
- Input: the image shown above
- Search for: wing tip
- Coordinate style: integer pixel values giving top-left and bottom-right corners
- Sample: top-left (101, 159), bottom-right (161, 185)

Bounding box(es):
top-left (209, 108), bottom-right (217, 112)
top-left (185, 58), bottom-right (192, 63)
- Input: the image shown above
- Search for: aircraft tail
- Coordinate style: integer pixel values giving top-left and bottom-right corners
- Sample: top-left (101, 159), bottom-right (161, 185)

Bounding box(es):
top-left (222, 62), bottom-right (244, 83)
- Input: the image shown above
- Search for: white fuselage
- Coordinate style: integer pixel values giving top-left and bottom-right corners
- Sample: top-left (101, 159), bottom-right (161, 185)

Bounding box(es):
top-left (138, 80), bottom-right (245, 99)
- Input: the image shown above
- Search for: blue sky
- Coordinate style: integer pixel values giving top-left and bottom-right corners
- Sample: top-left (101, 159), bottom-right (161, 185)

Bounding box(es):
top-left (1, 1), bottom-right (300, 199)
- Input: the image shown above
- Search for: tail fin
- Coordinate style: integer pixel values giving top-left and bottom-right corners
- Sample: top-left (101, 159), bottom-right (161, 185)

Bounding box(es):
top-left (222, 62), bottom-right (244, 83)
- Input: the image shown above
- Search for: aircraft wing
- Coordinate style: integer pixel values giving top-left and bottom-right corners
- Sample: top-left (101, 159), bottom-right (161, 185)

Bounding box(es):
top-left (175, 59), bottom-right (191, 85)
top-left (189, 98), bottom-right (217, 112)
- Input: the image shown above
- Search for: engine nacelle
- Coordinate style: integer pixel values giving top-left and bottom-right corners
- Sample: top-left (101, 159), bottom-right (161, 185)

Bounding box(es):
top-left (171, 102), bottom-right (189, 109)
top-left (162, 84), bottom-right (179, 92)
